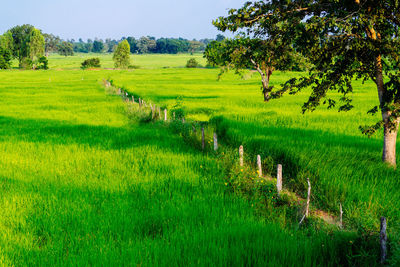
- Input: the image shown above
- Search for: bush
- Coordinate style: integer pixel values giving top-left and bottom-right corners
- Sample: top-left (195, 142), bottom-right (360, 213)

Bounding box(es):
top-left (37, 56), bottom-right (49, 70)
top-left (170, 96), bottom-right (185, 119)
top-left (186, 58), bottom-right (200, 68)
top-left (81, 58), bottom-right (101, 69)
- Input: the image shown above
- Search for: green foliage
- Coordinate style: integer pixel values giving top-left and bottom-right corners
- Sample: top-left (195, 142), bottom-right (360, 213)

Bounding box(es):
top-left (92, 40), bottom-right (104, 53)
top-left (0, 31), bottom-right (14, 52)
top-left (214, 0), bottom-right (400, 139)
top-left (170, 96), bottom-right (185, 119)
top-left (20, 57), bottom-right (33, 70)
top-left (0, 47), bottom-right (12, 69)
top-left (58, 41), bottom-right (74, 57)
top-left (113, 40), bottom-right (131, 69)
top-left (28, 29), bottom-right (45, 69)
top-left (37, 56), bottom-right (48, 70)
top-left (81, 58), bottom-right (101, 69)
top-left (205, 36), bottom-right (299, 101)
top-left (43, 33), bottom-right (61, 55)
top-left (137, 36), bottom-right (156, 54)
top-left (186, 58), bottom-right (200, 68)
top-left (9, 24), bottom-right (35, 65)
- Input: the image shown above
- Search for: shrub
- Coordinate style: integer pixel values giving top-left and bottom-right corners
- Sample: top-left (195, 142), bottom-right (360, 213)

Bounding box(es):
top-left (170, 96), bottom-right (185, 119)
top-left (81, 58), bottom-right (101, 69)
top-left (186, 58), bottom-right (199, 68)
top-left (37, 56), bottom-right (49, 70)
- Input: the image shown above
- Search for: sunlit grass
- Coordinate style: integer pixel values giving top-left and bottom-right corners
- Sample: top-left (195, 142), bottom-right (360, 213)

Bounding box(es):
top-left (0, 53), bottom-right (396, 265)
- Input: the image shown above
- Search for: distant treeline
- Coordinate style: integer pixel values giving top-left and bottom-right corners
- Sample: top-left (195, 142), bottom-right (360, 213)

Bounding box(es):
top-left (45, 34), bottom-right (225, 55)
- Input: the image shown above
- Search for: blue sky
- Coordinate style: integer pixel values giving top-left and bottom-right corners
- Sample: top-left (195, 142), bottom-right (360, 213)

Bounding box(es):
top-left (0, 0), bottom-right (245, 40)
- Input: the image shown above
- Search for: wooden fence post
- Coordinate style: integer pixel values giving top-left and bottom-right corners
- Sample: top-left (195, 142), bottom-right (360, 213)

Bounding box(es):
top-left (132, 96), bottom-right (134, 102)
top-left (339, 203), bottom-right (343, 229)
top-left (173, 112), bottom-right (176, 120)
top-left (239, 145), bottom-right (244, 166)
top-left (164, 109), bottom-right (167, 121)
top-left (257, 155), bottom-right (262, 177)
top-left (277, 164), bottom-right (282, 193)
top-left (158, 107), bottom-right (161, 119)
top-left (201, 128), bottom-right (205, 151)
top-left (213, 132), bottom-right (218, 151)
top-left (380, 217), bottom-right (388, 264)
top-left (305, 178), bottom-right (311, 217)
top-left (151, 105), bottom-right (155, 119)
top-left (299, 178), bottom-right (311, 225)
top-left (182, 118), bottom-right (185, 123)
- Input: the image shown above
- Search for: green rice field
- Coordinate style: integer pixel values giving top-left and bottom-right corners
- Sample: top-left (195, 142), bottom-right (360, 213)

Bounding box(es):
top-left (0, 53), bottom-right (398, 265)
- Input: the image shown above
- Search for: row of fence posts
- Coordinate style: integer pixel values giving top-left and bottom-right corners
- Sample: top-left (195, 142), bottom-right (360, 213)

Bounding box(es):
top-left (107, 80), bottom-right (389, 264)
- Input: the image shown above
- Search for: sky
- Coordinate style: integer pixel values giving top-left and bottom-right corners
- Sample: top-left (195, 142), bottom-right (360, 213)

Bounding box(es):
top-left (0, 0), bottom-right (245, 41)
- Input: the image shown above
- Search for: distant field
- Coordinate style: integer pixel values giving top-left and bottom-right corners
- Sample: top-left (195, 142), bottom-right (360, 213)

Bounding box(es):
top-left (0, 53), bottom-right (399, 265)
top-left (9, 53), bottom-right (207, 70)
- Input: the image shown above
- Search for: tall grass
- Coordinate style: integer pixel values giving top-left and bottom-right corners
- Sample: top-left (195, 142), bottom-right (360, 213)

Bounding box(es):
top-left (0, 53), bottom-right (395, 265)
top-left (110, 65), bottom-right (400, 264)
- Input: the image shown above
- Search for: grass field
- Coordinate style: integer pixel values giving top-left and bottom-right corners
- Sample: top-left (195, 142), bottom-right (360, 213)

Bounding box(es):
top-left (0, 53), bottom-right (399, 265)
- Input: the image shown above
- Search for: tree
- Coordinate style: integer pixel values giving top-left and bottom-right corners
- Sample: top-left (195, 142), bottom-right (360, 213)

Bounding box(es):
top-left (126, 37), bottom-right (138, 53)
top-left (205, 37), bottom-right (295, 101)
top-left (58, 41), bottom-right (74, 57)
top-left (43, 33), bottom-right (61, 56)
top-left (28, 28), bottom-right (45, 69)
top-left (215, 1), bottom-right (400, 167)
top-left (113, 40), bottom-right (130, 68)
top-left (92, 40), bottom-right (104, 53)
top-left (9, 24), bottom-right (35, 67)
top-left (137, 36), bottom-right (156, 54)
top-left (189, 40), bottom-right (204, 55)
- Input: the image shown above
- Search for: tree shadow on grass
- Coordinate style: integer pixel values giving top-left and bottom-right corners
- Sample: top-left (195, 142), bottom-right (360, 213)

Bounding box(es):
top-left (0, 115), bottom-right (196, 153)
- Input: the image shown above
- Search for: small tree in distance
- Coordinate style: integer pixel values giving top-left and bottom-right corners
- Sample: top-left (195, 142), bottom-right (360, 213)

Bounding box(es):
top-left (58, 41), bottom-right (74, 57)
top-left (113, 40), bottom-right (130, 69)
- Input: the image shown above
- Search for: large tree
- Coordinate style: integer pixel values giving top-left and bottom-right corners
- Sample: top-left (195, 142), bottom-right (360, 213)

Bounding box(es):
top-left (9, 24), bottom-right (35, 67)
top-left (113, 40), bottom-right (131, 68)
top-left (215, 0), bottom-right (400, 167)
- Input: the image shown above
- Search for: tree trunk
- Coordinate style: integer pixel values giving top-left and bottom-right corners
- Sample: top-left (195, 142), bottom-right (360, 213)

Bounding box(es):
top-left (262, 69), bottom-right (272, 102)
top-left (250, 58), bottom-right (273, 102)
top-left (376, 54), bottom-right (398, 167)
top-left (383, 121), bottom-right (398, 167)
